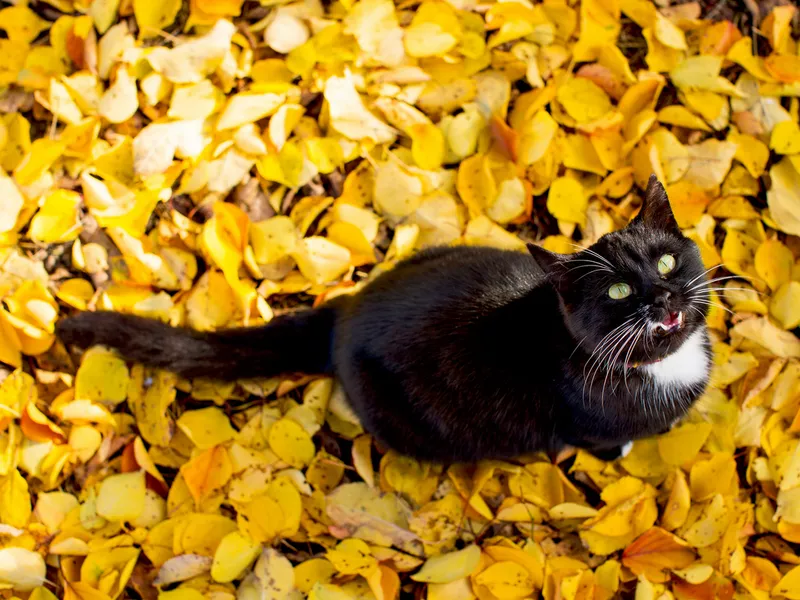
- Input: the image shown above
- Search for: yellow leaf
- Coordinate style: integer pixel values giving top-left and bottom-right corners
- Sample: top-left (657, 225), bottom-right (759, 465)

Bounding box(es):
top-left (268, 417), bottom-right (315, 468)
top-left (664, 182), bottom-right (710, 229)
top-left (658, 422), bottom-right (712, 466)
top-left (264, 12), bottom-right (309, 55)
top-left (487, 178), bottom-right (527, 224)
top-left (683, 139), bottom-right (738, 189)
top-left (464, 215), bottom-right (526, 251)
top-left (211, 531), bottom-right (261, 583)
top-left (410, 123), bottom-right (445, 171)
top-left (657, 105), bottom-right (712, 131)
top-left (0, 548), bottom-right (46, 591)
top-left (134, 0), bottom-right (180, 37)
top-left (727, 37), bottom-right (774, 82)
top-left (98, 67), bottom-right (139, 124)
top-left (730, 130), bottom-right (769, 178)
top-left (352, 435), bottom-right (376, 489)
top-left (547, 177), bottom-right (587, 226)
top-left (168, 80), bottom-right (223, 120)
top-left (405, 1), bottom-right (462, 58)
top-left (418, 78), bottom-right (479, 119)
top-left (767, 157), bottom-right (800, 236)
top-left (689, 454), bottom-right (736, 501)
top-left (474, 561), bottom-right (535, 599)
top-left (216, 92), bottom-right (286, 131)
top-left (56, 279), bottom-right (95, 311)
top-left (681, 494), bottom-right (730, 547)
top-left (670, 55), bottom-right (739, 94)
top-left (0, 170), bottom-right (25, 233)
top-left (176, 407), bottom-right (236, 449)
top-left (28, 189), bottom-right (82, 243)
top-left (75, 346), bottom-right (130, 405)
top-left (240, 549), bottom-right (295, 599)
top-left (79, 547), bottom-right (140, 599)
top-left (324, 74), bottom-right (396, 143)
top-left (731, 317), bottom-right (800, 358)
top-left (775, 565), bottom-right (800, 599)
top-left (0, 469), bottom-right (31, 528)
top-left (518, 110), bottom-right (558, 166)
top-left (755, 239), bottom-right (793, 291)
top-left (96, 471), bottom-right (146, 522)
top-left (771, 282), bottom-right (800, 330)
top-left (650, 128), bottom-right (689, 183)
top-left (307, 451), bottom-right (345, 493)
top-left (147, 19), bottom-right (235, 84)
top-left (411, 545), bottom-right (481, 583)
top-left (327, 539), bottom-right (377, 576)
top-left (180, 445), bottom-right (232, 504)
top-left (292, 237), bottom-right (352, 285)
top-left (343, 0), bottom-right (404, 66)
top-left (295, 559), bottom-right (337, 594)
top-left (309, 583), bottom-right (355, 600)
top-left (557, 78), bottom-right (612, 123)
top-left (157, 589), bottom-right (205, 600)
top-left (770, 120), bottom-right (800, 155)
top-left (0, 6), bottom-right (49, 44)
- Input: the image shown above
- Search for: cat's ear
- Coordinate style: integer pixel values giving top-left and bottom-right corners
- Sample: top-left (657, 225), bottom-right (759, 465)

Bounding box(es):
top-left (634, 174), bottom-right (679, 231)
top-left (527, 243), bottom-right (562, 274)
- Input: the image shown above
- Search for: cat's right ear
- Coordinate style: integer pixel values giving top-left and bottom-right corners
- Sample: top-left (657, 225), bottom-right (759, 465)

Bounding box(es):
top-left (634, 174), bottom-right (679, 231)
top-left (527, 243), bottom-right (562, 274)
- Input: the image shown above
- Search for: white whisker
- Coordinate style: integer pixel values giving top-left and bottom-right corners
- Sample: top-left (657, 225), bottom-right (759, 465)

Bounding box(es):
top-left (684, 276), bottom-right (753, 293)
top-left (683, 265), bottom-right (721, 289)
top-left (582, 317), bottom-right (637, 408)
top-left (598, 318), bottom-right (645, 411)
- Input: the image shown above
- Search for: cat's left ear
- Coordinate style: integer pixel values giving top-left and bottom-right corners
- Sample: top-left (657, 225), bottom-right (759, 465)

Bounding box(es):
top-left (633, 174), bottom-right (679, 231)
top-left (527, 243), bottom-right (563, 275)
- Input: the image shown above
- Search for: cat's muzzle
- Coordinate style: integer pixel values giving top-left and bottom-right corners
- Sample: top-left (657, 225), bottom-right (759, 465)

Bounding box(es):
top-left (652, 310), bottom-right (684, 337)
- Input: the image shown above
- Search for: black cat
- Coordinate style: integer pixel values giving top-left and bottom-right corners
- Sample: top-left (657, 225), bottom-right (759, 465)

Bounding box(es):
top-left (57, 176), bottom-right (712, 462)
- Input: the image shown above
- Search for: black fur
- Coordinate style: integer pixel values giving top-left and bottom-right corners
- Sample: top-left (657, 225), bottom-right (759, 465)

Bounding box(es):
top-left (56, 176), bottom-right (711, 462)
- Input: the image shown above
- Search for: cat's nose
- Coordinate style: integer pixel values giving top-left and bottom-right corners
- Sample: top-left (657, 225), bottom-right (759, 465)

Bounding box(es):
top-left (654, 291), bottom-right (671, 307)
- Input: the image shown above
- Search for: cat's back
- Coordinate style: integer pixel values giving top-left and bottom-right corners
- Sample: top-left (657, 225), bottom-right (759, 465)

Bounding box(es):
top-left (334, 245), bottom-right (552, 371)
top-left (339, 246), bottom-right (542, 331)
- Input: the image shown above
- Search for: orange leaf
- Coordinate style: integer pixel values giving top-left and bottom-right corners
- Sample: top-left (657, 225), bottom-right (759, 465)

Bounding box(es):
top-left (65, 30), bottom-right (86, 70)
top-left (622, 527), bottom-right (695, 582)
top-left (673, 573), bottom-right (734, 600)
top-left (180, 445), bottom-right (233, 504)
top-left (120, 438), bottom-right (169, 497)
top-left (576, 64), bottom-right (626, 100)
top-left (490, 116), bottom-right (518, 163)
top-left (367, 564), bottom-right (400, 600)
top-left (764, 55), bottom-right (800, 83)
top-left (20, 402), bottom-right (66, 443)
top-left (698, 21), bottom-right (741, 56)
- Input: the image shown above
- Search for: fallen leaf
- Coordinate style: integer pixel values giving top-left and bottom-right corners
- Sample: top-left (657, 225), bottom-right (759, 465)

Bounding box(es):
top-left (622, 527), bottom-right (695, 582)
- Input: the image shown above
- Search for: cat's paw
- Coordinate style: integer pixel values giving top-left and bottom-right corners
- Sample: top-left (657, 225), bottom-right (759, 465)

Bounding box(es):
top-left (620, 440), bottom-right (633, 457)
top-left (591, 441), bottom-right (633, 462)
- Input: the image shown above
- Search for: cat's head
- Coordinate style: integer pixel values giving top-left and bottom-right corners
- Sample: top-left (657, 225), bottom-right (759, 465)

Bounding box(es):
top-left (529, 175), bottom-right (709, 367)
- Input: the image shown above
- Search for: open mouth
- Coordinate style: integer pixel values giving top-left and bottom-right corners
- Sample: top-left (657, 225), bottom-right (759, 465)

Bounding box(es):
top-left (653, 311), bottom-right (684, 336)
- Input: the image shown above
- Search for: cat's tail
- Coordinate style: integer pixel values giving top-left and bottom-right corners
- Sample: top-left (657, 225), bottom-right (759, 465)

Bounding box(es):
top-left (55, 307), bottom-right (339, 380)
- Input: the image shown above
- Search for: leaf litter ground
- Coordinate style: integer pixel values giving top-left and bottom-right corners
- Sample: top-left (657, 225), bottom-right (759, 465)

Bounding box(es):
top-left (1, 0), bottom-right (800, 599)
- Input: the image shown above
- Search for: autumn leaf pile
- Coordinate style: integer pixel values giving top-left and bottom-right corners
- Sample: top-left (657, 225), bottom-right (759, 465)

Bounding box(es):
top-left (2, 0), bottom-right (800, 597)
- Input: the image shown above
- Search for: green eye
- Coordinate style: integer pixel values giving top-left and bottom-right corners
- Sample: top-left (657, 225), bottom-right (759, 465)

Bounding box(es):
top-left (658, 254), bottom-right (676, 274)
top-left (608, 283), bottom-right (631, 300)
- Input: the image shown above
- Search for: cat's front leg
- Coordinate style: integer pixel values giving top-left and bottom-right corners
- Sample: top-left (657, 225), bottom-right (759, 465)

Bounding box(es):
top-left (591, 441), bottom-right (633, 462)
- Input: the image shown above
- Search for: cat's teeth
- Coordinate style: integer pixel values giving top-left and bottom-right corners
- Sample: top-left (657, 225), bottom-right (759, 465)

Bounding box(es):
top-left (652, 311), bottom-right (684, 333)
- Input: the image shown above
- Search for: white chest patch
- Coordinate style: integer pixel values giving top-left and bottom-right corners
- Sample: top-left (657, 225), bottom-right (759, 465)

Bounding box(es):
top-left (643, 329), bottom-right (709, 388)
